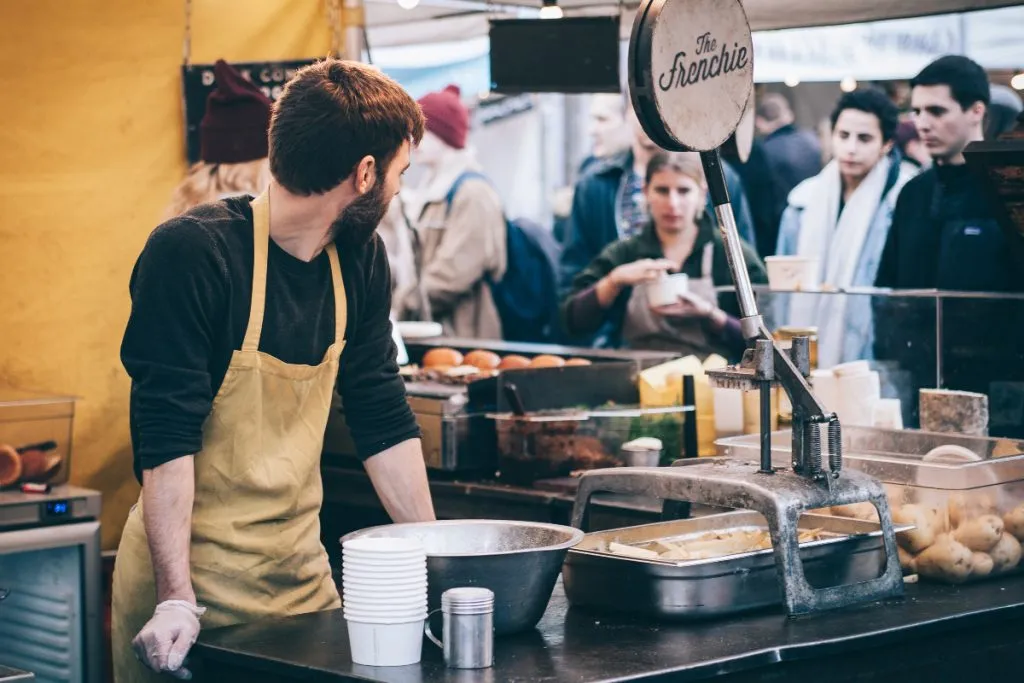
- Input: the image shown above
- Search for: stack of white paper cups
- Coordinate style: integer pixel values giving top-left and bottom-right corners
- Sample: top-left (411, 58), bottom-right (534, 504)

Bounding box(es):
top-left (342, 537), bottom-right (428, 666)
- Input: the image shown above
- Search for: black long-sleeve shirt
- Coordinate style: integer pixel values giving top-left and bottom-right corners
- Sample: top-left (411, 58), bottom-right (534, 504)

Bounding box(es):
top-left (121, 196), bottom-right (419, 482)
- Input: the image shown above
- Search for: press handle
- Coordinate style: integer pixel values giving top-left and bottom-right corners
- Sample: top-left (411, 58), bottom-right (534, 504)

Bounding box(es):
top-left (424, 608), bottom-right (443, 649)
top-left (571, 462), bottom-right (721, 531)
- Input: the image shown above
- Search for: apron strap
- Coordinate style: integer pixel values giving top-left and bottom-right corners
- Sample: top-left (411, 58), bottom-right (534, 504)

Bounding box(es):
top-left (243, 193), bottom-right (272, 353)
top-left (325, 244), bottom-right (348, 343)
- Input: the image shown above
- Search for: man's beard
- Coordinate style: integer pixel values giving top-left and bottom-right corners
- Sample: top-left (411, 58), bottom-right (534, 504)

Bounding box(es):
top-left (329, 180), bottom-right (390, 248)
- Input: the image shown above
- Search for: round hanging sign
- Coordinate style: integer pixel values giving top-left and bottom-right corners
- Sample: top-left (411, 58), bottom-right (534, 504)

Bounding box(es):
top-left (628, 0), bottom-right (754, 152)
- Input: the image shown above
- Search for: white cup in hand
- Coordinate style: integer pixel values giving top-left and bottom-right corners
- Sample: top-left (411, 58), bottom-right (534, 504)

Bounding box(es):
top-left (646, 273), bottom-right (690, 308)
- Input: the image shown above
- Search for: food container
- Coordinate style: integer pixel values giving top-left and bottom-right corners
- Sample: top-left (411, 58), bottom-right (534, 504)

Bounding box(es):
top-left (490, 405), bottom-right (689, 485)
top-left (764, 255), bottom-right (820, 290)
top-left (0, 388), bottom-right (77, 488)
top-left (562, 510), bottom-right (906, 619)
top-left (717, 426), bottom-right (1024, 584)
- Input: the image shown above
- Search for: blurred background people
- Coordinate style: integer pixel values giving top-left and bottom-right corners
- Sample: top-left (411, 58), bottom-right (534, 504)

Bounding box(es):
top-left (775, 88), bottom-right (917, 366)
top-left (399, 85), bottom-right (507, 338)
top-left (894, 120), bottom-right (932, 169)
top-left (164, 60), bottom-right (272, 218)
top-left (561, 152), bottom-right (766, 359)
top-left (559, 107), bottom-right (756, 301)
top-left (553, 93), bottom-right (632, 244)
top-left (985, 83), bottom-right (1024, 140)
top-left (876, 55), bottom-right (1020, 292)
top-left (745, 92), bottom-right (823, 252)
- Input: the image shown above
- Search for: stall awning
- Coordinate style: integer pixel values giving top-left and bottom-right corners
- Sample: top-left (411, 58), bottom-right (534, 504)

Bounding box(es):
top-left (365, 0), bottom-right (1024, 48)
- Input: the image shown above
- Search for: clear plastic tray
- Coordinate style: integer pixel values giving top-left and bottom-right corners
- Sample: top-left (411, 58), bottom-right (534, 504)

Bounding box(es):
top-left (717, 426), bottom-right (1024, 584)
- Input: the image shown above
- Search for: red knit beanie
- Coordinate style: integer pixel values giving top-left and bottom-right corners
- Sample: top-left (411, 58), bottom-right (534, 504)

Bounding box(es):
top-left (200, 60), bottom-right (273, 164)
top-left (417, 85), bottom-right (469, 150)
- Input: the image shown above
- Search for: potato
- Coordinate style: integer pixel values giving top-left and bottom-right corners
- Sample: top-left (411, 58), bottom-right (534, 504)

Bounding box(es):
top-left (925, 505), bottom-right (949, 534)
top-left (952, 515), bottom-right (1004, 552)
top-left (892, 504), bottom-right (937, 553)
top-left (947, 494), bottom-right (967, 529)
top-left (915, 534), bottom-right (974, 583)
top-left (971, 552), bottom-right (994, 578)
top-left (1002, 503), bottom-right (1024, 542)
top-left (897, 546), bottom-right (917, 574)
top-left (989, 532), bottom-right (1022, 573)
top-left (831, 502), bottom-right (878, 522)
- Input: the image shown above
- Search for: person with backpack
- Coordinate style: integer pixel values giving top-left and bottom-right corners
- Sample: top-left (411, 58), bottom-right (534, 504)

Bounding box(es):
top-left (398, 84), bottom-right (507, 339)
top-left (561, 152), bottom-right (767, 360)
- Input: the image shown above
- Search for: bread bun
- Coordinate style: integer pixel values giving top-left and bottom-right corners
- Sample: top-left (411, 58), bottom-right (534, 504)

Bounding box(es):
top-left (463, 349), bottom-right (502, 370)
top-left (0, 444), bottom-right (22, 487)
top-left (565, 358), bottom-right (592, 366)
top-left (423, 348), bottom-right (464, 368)
top-left (529, 355), bottom-right (566, 369)
top-left (498, 355), bottom-right (531, 371)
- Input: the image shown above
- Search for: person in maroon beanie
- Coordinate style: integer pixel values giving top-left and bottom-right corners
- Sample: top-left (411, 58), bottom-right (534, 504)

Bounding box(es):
top-left (164, 59), bottom-right (273, 218)
top-left (397, 84), bottom-right (507, 339)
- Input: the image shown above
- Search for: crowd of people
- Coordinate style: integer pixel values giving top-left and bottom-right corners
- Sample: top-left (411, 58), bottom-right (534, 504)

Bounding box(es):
top-left (389, 54), bottom-right (1021, 368)
top-left (168, 54), bottom-right (1023, 366)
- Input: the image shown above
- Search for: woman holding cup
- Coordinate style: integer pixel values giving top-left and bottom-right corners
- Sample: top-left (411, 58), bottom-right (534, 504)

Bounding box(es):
top-left (561, 152), bottom-right (767, 360)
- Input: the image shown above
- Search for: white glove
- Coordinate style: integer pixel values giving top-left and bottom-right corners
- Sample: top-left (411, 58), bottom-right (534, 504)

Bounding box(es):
top-left (132, 599), bottom-right (207, 680)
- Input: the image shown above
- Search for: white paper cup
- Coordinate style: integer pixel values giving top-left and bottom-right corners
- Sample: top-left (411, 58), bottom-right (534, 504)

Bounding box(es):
top-left (342, 566), bottom-right (426, 578)
top-left (344, 605), bottom-right (428, 620)
top-left (764, 256), bottom-right (819, 290)
top-left (344, 571), bottom-right (425, 582)
top-left (836, 371), bottom-right (881, 427)
top-left (343, 537), bottom-right (424, 554)
top-left (343, 546), bottom-right (424, 558)
top-left (810, 369), bottom-right (840, 413)
top-left (872, 398), bottom-right (904, 430)
top-left (646, 273), bottom-right (690, 308)
top-left (344, 581), bottom-right (423, 593)
top-left (346, 617), bottom-right (427, 652)
top-left (343, 585), bottom-right (427, 599)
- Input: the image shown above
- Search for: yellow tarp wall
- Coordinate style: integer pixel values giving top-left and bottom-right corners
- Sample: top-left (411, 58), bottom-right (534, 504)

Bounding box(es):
top-left (0, 1), bottom-right (332, 549)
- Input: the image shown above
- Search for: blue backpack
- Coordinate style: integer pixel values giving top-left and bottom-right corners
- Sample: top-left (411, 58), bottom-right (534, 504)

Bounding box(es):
top-left (445, 172), bottom-right (563, 343)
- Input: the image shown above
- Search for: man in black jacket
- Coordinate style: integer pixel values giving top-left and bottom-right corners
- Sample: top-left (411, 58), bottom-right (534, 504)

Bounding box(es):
top-left (874, 55), bottom-right (1024, 436)
top-left (875, 55), bottom-right (1022, 291)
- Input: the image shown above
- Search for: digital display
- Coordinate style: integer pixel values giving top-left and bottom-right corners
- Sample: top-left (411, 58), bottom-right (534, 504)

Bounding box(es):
top-left (45, 501), bottom-right (70, 517)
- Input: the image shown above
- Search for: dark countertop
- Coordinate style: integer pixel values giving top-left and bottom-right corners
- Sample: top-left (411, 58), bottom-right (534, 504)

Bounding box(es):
top-left (194, 575), bottom-right (1024, 683)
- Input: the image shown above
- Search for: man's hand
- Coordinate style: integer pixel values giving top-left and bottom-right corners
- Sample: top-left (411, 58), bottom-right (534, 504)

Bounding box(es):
top-left (363, 438), bottom-right (436, 523)
top-left (132, 599), bottom-right (206, 680)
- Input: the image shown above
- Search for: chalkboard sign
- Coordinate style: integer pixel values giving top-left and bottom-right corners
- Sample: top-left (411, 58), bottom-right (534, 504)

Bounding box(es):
top-left (181, 59), bottom-right (319, 163)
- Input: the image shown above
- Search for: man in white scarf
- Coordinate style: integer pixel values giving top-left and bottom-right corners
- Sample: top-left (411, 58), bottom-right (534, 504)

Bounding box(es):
top-left (775, 88), bottom-right (918, 367)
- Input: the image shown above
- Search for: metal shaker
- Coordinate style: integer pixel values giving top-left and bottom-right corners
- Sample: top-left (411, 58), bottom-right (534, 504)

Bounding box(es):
top-left (425, 587), bottom-right (494, 669)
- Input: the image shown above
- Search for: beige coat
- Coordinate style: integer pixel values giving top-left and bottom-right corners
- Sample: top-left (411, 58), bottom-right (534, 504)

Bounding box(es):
top-left (402, 149), bottom-right (507, 340)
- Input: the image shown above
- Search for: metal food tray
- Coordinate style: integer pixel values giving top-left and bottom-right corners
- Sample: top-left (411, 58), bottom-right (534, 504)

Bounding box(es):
top-left (562, 510), bottom-right (911, 620)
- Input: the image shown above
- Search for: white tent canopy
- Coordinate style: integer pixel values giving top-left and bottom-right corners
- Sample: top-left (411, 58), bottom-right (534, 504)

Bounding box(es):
top-left (365, 0), bottom-right (1024, 48)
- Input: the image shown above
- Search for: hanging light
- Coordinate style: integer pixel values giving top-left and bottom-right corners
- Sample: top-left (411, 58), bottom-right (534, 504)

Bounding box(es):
top-left (397, 0), bottom-right (419, 9)
top-left (784, 75), bottom-right (800, 88)
top-left (1011, 73), bottom-right (1024, 91)
top-left (840, 76), bottom-right (858, 93)
top-left (539, 0), bottom-right (563, 20)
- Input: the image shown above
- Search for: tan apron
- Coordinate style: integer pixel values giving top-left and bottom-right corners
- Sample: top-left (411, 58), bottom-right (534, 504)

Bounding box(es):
top-left (623, 242), bottom-right (724, 357)
top-left (111, 192), bottom-right (345, 682)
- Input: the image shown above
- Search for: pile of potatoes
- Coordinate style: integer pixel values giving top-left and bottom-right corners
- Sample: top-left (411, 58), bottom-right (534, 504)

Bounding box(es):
top-left (828, 497), bottom-right (1024, 583)
top-left (894, 499), bottom-right (1024, 583)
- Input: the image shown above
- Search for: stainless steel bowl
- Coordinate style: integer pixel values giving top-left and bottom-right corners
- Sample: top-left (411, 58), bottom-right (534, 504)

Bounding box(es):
top-left (340, 519), bottom-right (583, 635)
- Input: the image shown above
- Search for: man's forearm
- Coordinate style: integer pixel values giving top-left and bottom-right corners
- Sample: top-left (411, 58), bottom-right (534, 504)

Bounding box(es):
top-left (141, 457), bottom-right (196, 604)
top-left (363, 438), bottom-right (436, 523)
